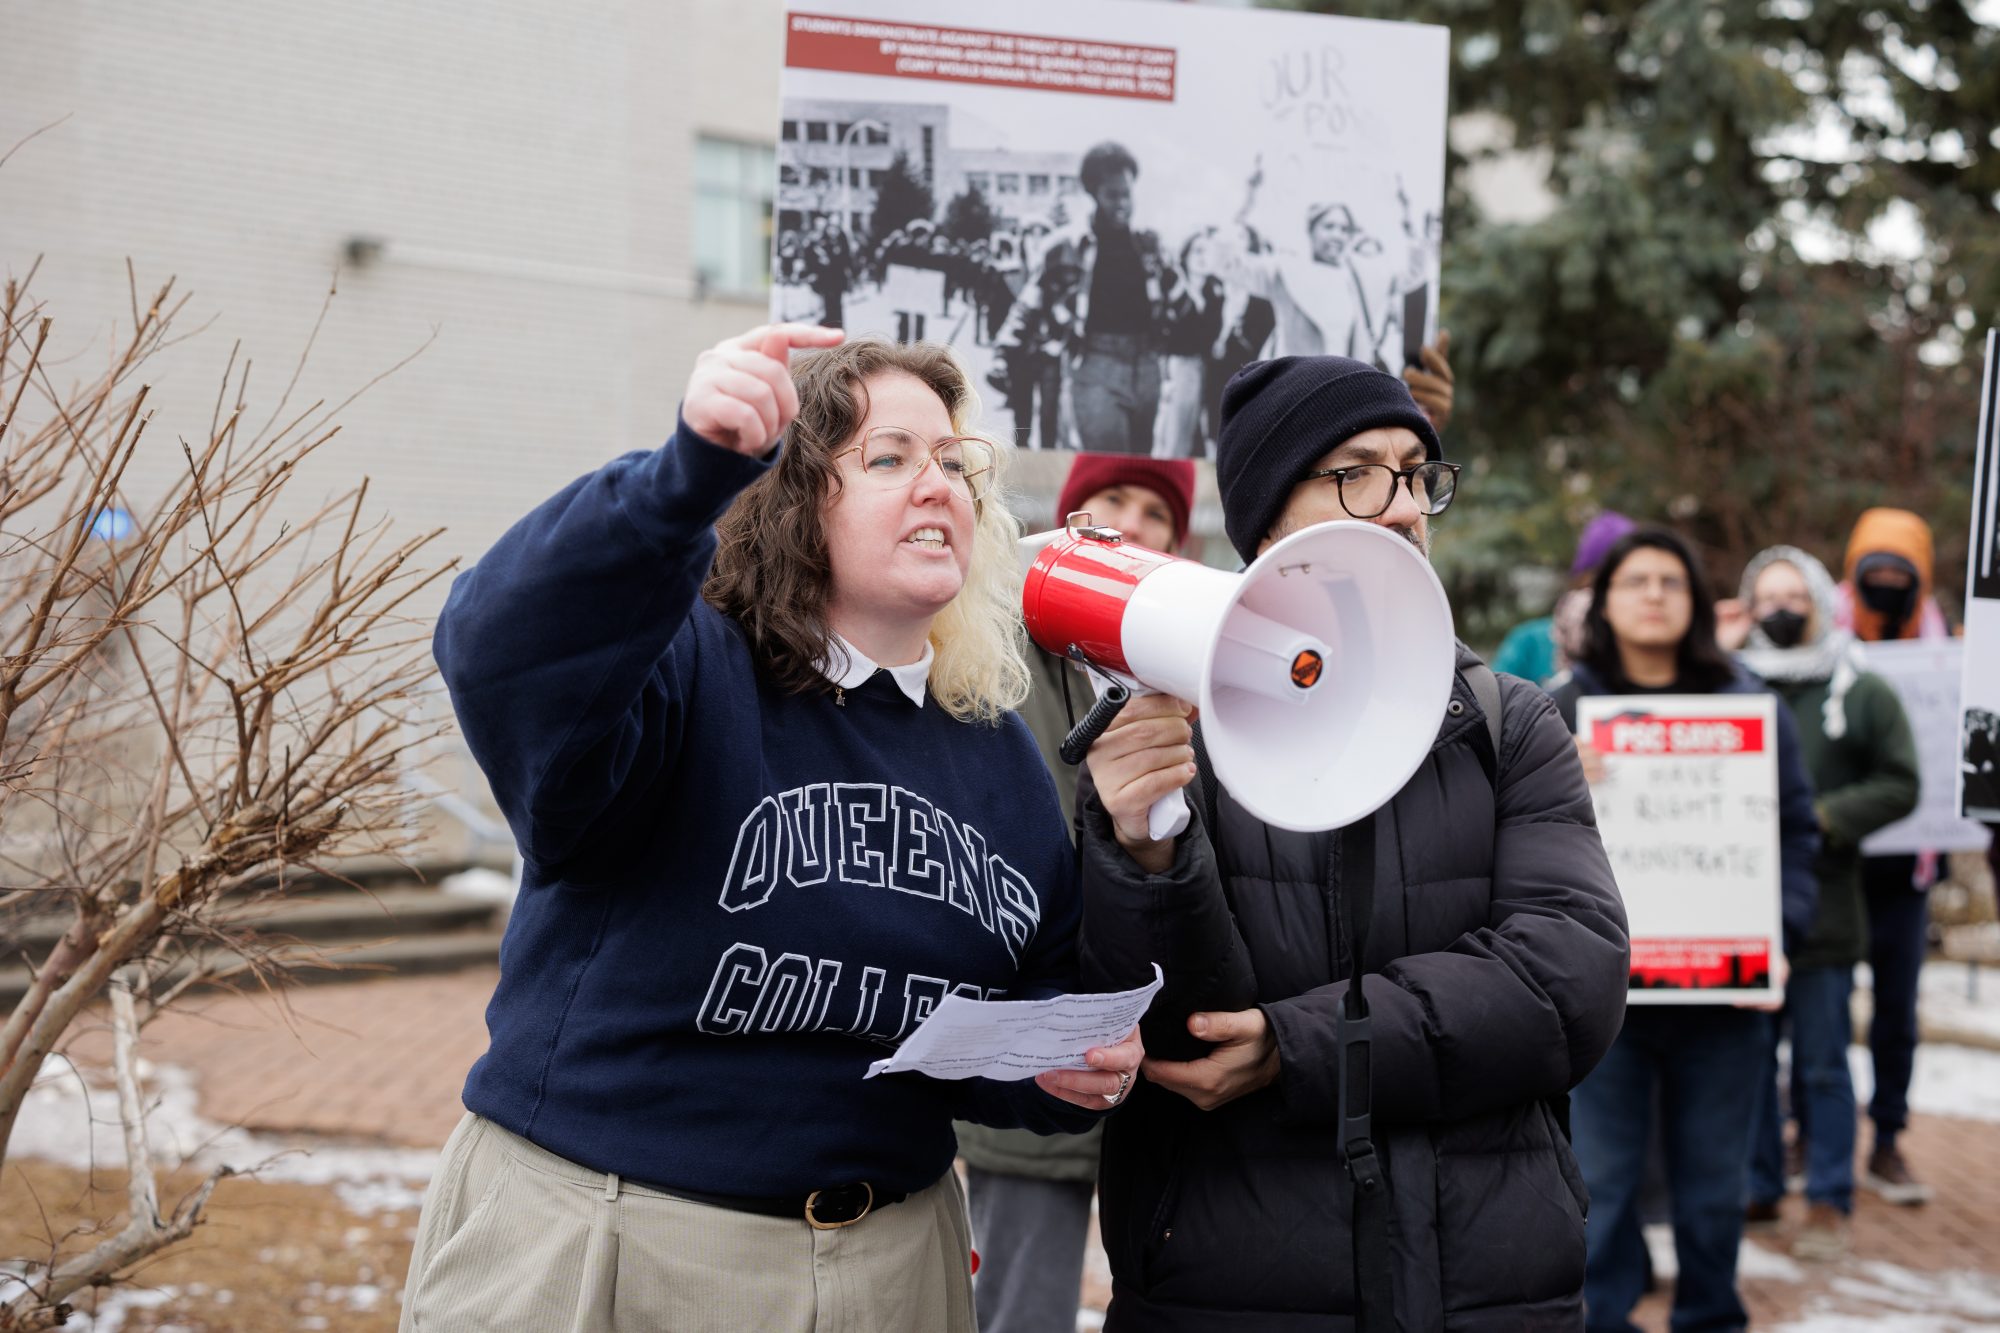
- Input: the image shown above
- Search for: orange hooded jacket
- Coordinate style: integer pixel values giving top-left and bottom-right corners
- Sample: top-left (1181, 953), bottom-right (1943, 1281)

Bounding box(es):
top-left (1837, 508), bottom-right (1952, 642)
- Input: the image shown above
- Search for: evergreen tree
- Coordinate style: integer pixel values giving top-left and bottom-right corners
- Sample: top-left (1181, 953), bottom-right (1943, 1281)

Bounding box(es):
top-left (942, 184), bottom-right (998, 245)
top-left (872, 151), bottom-right (936, 239)
top-left (1290, 0), bottom-right (1998, 636)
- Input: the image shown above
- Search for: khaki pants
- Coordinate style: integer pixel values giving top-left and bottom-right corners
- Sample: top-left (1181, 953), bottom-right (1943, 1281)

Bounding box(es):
top-left (399, 1114), bottom-right (975, 1332)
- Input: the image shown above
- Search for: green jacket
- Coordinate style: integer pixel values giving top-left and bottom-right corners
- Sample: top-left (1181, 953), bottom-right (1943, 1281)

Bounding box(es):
top-left (1774, 672), bottom-right (1920, 968)
top-left (1016, 648), bottom-right (1082, 836)
top-left (954, 649), bottom-right (1103, 1181)
top-left (956, 1113), bottom-right (1103, 1182)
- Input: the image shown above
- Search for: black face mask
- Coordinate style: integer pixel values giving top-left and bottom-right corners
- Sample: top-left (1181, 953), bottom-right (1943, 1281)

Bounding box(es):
top-left (1758, 609), bottom-right (1810, 649)
top-left (1859, 579), bottom-right (1919, 627)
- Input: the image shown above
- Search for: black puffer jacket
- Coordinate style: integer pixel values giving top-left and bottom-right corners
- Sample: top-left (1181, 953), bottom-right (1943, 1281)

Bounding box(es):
top-left (1078, 649), bottom-right (1630, 1331)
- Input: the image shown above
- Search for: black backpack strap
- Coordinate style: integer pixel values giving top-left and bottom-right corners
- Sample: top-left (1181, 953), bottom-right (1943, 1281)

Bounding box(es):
top-left (1337, 814), bottom-right (1395, 1333)
top-left (1456, 662), bottom-right (1575, 1143)
top-left (1464, 660), bottom-right (1503, 789)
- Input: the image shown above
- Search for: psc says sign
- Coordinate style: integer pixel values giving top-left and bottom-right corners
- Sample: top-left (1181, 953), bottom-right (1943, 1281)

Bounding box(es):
top-left (1578, 694), bottom-right (1783, 1005)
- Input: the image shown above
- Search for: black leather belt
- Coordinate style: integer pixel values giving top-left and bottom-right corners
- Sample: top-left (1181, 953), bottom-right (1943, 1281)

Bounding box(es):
top-left (640, 1179), bottom-right (908, 1230)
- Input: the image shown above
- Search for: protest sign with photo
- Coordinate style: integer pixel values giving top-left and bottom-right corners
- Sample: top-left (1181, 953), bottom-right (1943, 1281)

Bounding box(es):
top-left (1576, 694), bottom-right (1783, 1005)
top-left (1962, 329), bottom-right (2000, 822)
top-left (1859, 640), bottom-right (1992, 855)
top-left (772, 0), bottom-right (1450, 456)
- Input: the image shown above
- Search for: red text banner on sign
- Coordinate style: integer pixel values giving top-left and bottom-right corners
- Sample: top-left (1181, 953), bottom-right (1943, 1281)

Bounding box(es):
top-left (786, 12), bottom-right (1179, 103)
top-left (1589, 715), bottom-right (1767, 756)
top-left (1630, 938), bottom-right (1773, 992)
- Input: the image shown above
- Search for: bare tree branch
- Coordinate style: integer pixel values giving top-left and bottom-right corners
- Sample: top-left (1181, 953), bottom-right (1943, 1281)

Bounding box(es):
top-left (0, 259), bottom-right (445, 1324)
top-left (0, 115), bottom-right (72, 173)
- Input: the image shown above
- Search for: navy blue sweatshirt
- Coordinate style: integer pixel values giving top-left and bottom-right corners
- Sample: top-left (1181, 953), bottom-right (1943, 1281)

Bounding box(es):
top-left (434, 420), bottom-right (1093, 1197)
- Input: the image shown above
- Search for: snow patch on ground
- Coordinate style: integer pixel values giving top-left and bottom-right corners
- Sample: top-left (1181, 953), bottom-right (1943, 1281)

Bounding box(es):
top-left (439, 866), bottom-right (517, 903)
top-left (1849, 1042), bottom-right (2000, 1125)
top-left (12, 1060), bottom-right (436, 1217)
top-left (47, 1283), bottom-right (181, 1332)
top-left (1739, 1238), bottom-right (1808, 1283)
top-left (1766, 1259), bottom-right (2000, 1332)
top-left (1913, 960), bottom-right (2000, 1044)
top-left (1643, 1224), bottom-right (1805, 1286)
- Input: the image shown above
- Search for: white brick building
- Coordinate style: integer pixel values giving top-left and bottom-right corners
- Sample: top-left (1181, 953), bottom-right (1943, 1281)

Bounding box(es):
top-left (3, 0), bottom-right (793, 595)
top-left (1, 1), bottom-right (822, 856)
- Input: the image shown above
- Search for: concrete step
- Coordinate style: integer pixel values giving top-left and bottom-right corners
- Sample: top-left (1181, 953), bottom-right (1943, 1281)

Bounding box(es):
top-left (274, 929), bottom-right (508, 986)
top-left (0, 924), bottom-right (506, 1010)
top-left (0, 883), bottom-right (509, 1009)
top-left (3, 885), bottom-right (501, 955)
top-left (229, 888), bottom-right (501, 943)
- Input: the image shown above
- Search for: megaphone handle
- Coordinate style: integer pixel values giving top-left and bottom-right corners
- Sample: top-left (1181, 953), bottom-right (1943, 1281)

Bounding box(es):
top-left (1065, 663), bottom-right (1195, 844)
top-left (1148, 789), bottom-right (1192, 842)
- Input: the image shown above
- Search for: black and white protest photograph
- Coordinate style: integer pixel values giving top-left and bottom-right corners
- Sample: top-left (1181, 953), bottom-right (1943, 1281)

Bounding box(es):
top-left (1962, 330), bottom-right (2000, 820)
top-left (774, 0), bottom-right (1450, 455)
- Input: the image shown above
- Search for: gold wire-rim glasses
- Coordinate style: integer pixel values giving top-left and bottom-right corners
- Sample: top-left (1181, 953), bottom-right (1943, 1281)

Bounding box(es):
top-left (833, 426), bottom-right (997, 504)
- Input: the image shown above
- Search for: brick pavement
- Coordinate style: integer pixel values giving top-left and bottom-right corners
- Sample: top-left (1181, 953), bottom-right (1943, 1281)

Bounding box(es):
top-left (61, 966), bottom-right (2000, 1328)
top-left (1633, 1110), bottom-right (2000, 1329)
top-left (61, 967), bottom-right (498, 1150)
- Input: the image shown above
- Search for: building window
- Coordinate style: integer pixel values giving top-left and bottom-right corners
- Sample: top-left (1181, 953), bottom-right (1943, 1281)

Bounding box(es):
top-left (996, 173), bottom-right (1022, 195)
top-left (695, 136), bottom-right (776, 295)
top-left (864, 125), bottom-right (890, 146)
top-left (806, 121), bottom-right (830, 143)
top-left (1027, 174), bottom-right (1050, 195)
top-left (968, 172), bottom-right (992, 193)
top-left (781, 120), bottom-right (800, 142)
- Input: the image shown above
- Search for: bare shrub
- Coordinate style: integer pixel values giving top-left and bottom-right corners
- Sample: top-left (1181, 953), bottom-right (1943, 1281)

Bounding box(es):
top-left (0, 249), bottom-right (452, 1326)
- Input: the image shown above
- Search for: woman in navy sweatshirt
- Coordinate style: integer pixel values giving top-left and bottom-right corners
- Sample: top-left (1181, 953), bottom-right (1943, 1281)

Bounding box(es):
top-left (400, 323), bottom-right (1140, 1332)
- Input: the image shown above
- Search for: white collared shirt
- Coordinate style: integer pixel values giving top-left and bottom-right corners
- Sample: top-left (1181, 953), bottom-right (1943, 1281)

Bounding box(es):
top-left (818, 633), bottom-right (933, 707)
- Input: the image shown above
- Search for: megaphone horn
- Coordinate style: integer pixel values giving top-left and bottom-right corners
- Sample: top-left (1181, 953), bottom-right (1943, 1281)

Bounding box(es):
top-left (1019, 519), bottom-right (1456, 835)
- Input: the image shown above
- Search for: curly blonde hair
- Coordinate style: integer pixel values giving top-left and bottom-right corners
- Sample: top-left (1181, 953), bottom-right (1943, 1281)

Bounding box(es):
top-left (702, 338), bottom-right (1030, 723)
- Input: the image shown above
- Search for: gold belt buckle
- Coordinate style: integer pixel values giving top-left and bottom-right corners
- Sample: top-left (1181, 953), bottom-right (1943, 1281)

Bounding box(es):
top-left (804, 1182), bottom-right (874, 1230)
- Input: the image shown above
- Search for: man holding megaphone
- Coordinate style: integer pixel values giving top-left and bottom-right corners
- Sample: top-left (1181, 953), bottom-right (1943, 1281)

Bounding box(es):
top-left (1071, 357), bottom-right (1631, 1331)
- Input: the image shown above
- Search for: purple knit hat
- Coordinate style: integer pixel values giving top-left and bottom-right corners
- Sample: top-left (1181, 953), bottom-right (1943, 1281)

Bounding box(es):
top-left (1572, 511), bottom-right (1637, 576)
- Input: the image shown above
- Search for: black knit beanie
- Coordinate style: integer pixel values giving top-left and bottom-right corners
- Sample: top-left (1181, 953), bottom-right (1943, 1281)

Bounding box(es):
top-left (1215, 356), bottom-right (1443, 563)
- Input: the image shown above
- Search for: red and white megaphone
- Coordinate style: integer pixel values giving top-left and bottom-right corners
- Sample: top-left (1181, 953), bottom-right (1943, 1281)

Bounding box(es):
top-left (1020, 517), bottom-right (1457, 837)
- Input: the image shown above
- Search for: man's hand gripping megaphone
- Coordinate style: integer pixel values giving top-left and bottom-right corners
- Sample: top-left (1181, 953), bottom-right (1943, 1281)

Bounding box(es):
top-left (1080, 690), bottom-right (1199, 874)
top-left (1018, 519), bottom-right (1214, 863)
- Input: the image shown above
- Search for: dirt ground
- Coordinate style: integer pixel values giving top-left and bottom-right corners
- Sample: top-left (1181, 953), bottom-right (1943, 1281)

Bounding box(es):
top-left (1, 1157), bottom-right (412, 1331)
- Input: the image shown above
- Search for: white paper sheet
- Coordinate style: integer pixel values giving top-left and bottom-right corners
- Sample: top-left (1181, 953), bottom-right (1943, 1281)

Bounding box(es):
top-left (865, 965), bottom-right (1164, 1082)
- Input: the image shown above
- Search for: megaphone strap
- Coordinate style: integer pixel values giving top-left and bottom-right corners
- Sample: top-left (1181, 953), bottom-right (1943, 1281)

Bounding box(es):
top-left (1335, 814), bottom-right (1396, 1332)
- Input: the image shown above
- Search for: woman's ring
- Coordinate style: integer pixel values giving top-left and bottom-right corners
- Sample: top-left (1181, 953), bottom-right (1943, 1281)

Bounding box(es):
top-left (1103, 1069), bottom-right (1134, 1105)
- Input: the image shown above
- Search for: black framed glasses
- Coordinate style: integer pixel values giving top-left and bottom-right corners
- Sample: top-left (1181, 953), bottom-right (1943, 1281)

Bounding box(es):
top-left (1301, 460), bottom-right (1461, 519)
top-left (834, 426), bottom-right (996, 504)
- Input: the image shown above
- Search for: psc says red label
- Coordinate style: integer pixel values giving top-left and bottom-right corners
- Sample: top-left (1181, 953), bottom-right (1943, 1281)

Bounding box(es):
top-left (1588, 715), bottom-right (1767, 756)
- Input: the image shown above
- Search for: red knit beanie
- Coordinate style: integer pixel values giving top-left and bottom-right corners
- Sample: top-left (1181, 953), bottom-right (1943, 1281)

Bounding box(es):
top-left (1054, 455), bottom-right (1198, 547)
